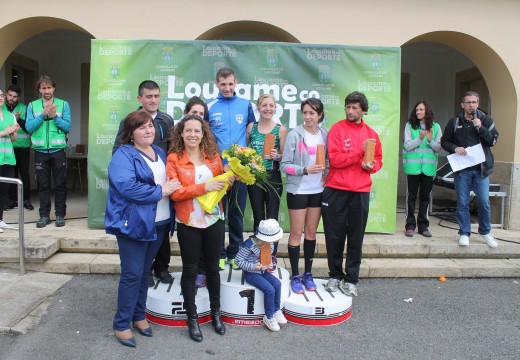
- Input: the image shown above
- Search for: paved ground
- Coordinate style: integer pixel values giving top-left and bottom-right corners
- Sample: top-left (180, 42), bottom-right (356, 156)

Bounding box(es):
top-left (0, 275), bottom-right (519, 360)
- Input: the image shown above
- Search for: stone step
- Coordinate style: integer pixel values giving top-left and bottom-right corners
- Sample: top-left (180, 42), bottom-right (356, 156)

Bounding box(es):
top-left (1, 253), bottom-right (519, 278)
top-left (0, 237), bottom-right (59, 263)
top-left (2, 228), bottom-right (520, 264)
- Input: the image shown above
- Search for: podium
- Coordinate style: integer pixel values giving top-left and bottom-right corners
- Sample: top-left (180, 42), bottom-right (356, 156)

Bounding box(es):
top-left (219, 266), bottom-right (291, 326)
top-left (146, 273), bottom-right (211, 327)
top-left (283, 278), bottom-right (352, 326)
top-left (146, 268), bottom-right (352, 327)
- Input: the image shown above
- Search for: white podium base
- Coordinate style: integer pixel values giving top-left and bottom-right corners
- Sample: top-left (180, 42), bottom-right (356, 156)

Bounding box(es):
top-left (283, 278), bottom-right (352, 326)
top-left (145, 269), bottom-right (353, 327)
top-left (219, 265), bottom-right (291, 326)
top-left (146, 272), bottom-right (211, 327)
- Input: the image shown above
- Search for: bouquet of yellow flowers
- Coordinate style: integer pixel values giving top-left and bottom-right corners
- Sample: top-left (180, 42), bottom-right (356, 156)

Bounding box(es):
top-left (196, 144), bottom-right (269, 213)
top-left (222, 144), bottom-right (268, 186)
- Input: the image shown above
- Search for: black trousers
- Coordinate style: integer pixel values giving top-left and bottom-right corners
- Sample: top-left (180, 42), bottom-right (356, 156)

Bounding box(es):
top-left (34, 150), bottom-right (67, 217)
top-left (8, 147), bottom-right (31, 202)
top-left (177, 220), bottom-right (224, 317)
top-left (247, 170), bottom-right (283, 231)
top-left (322, 187), bottom-right (369, 285)
top-left (0, 165), bottom-right (15, 220)
top-left (405, 173), bottom-right (433, 232)
top-left (151, 228), bottom-right (171, 274)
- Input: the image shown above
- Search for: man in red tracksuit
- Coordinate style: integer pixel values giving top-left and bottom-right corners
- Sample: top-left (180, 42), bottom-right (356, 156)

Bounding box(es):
top-left (322, 91), bottom-right (383, 297)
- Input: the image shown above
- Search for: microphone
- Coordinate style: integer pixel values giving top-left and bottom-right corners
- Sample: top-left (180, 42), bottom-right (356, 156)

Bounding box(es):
top-left (473, 111), bottom-right (480, 132)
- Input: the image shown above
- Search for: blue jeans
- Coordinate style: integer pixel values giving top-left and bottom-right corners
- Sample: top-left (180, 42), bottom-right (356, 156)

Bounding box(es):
top-left (220, 181), bottom-right (247, 260)
top-left (454, 169), bottom-right (490, 236)
top-left (244, 271), bottom-right (281, 318)
top-left (113, 224), bottom-right (166, 331)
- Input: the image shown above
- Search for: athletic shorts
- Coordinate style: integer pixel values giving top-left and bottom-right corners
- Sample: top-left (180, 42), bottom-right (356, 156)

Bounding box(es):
top-left (286, 192), bottom-right (322, 210)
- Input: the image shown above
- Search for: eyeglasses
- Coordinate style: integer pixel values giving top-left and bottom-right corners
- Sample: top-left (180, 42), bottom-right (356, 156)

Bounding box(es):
top-left (464, 101), bottom-right (478, 105)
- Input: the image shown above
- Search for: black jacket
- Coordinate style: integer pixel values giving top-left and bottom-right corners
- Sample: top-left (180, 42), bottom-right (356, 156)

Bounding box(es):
top-left (441, 109), bottom-right (499, 177)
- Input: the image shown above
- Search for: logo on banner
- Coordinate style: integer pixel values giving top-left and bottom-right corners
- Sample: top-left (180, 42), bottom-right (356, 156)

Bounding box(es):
top-left (369, 101), bottom-right (380, 114)
top-left (110, 61), bottom-right (120, 78)
top-left (370, 54), bottom-right (382, 70)
top-left (109, 106), bottom-right (120, 122)
top-left (162, 47), bottom-right (174, 64)
top-left (235, 114), bottom-right (244, 124)
top-left (214, 62), bottom-right (226, 78)
top-left (266, 49), bottom-right (278, 67)
top-left (319, 65), bottom-right (330, 83)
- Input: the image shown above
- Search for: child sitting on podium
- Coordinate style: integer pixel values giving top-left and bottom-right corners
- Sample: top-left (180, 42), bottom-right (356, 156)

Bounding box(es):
top-left (235, 219), bottom-right (288, 331)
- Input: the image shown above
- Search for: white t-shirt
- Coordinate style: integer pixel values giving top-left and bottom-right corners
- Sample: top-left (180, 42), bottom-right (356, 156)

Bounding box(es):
top-left (176, 164), bottom-right (224, 228)
top-left (298, 130), bottom-right (325, 194)
top-left (140, 153), bottom-right (170, 223)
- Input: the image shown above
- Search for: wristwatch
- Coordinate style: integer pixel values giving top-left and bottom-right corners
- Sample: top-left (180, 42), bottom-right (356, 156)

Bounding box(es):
top-left (303, 167), bottom-right (308, 175)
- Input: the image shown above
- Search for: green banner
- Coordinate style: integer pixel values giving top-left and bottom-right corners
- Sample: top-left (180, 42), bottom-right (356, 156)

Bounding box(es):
top-left (88, 40), bottom-right (401, 232)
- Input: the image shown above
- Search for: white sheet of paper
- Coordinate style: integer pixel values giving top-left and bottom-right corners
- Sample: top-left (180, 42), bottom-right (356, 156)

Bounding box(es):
top-left (447, 144), bottom-right (486, 172)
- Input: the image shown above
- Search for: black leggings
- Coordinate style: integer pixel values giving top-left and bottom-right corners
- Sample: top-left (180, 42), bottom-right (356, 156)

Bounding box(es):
top-left (177, 220), bottom-right (224, 317)
top-left (247, 170), bottom-right (283, 229)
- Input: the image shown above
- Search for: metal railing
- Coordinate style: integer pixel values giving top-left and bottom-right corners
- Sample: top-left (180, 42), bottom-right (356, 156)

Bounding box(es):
top-left (0, 177), bottom-right (25, 275)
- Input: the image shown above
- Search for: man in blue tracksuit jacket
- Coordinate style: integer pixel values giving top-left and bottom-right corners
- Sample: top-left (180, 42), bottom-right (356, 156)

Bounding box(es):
top-left (207, 67), bottom-right (256, 269)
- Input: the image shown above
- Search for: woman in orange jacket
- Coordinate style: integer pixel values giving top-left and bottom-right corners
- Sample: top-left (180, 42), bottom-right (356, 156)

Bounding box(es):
top-left (166, 114), bottom-right (234, 342)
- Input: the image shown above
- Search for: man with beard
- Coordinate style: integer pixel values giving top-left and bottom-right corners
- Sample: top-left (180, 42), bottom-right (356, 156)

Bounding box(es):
top-left (26, 75), bottom-right (71, 228)
top-left (322, 91), bottom-right (383, 297)
top-left (2, 84), bottom-right (33, 211)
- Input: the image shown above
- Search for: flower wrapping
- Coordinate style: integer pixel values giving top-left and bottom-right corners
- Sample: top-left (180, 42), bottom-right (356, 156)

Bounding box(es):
top-left (195, 171), bottom-right (235, 213)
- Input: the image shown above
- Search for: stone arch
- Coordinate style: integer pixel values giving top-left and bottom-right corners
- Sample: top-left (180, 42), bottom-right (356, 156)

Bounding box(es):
top-left (0, 17), bottom-right (93, 65)
top-left (404, 31), bottom-right (516, 163)
top-left (196, 21), bottom-right (300, 43)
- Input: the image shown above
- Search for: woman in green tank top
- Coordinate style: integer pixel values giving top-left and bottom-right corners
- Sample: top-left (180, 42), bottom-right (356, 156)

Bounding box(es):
top-left (246, 94), bottom-right (287, 261)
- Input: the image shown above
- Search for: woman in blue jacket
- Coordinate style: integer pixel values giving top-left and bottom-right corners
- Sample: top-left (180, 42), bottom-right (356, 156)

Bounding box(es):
top-left (105, 111), bottom-right (180, 348)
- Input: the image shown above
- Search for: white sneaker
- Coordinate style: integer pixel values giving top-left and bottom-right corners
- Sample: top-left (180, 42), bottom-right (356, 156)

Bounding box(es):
top-left (340, 280), bottom-right (358, 297)
top-left (481, 234), bottom-right (498, 248)
top-left (0, 220), bottom-right (15, 229)
top-left (458, 235), bottom-right (469, 246)
top-left (0, 228), bottom-right (3, 233)
top-left (263, 315), bottom-right (280, 331)
top-left (324, 278), bottom-right (340, 292)
top-left (273, 310), bottom-right (287, 325)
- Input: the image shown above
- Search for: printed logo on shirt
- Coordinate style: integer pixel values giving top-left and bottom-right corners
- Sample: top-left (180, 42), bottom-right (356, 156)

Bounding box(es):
top-left (235, 114), bottom-right (244, 124)
top-left (344, 139), bottom-right (352, 150)
top-left (210, 113), bottom-right (223, 127)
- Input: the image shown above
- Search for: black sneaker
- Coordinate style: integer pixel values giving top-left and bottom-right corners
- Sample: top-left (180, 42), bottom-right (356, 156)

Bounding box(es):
top-left (156, 270), bottom-right (173, 284)
top-left (37, 216), bottom-right (51, 228)
top-left (55, 216), bottom-right (65, 227)
top-left (23, 200), bottom-right (34, 211)
top-left (4, 200), bottom-right (17, 211)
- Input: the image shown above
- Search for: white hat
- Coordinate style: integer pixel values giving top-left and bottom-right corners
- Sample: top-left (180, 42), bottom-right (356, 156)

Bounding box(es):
top-left (255, 219), bottom-right (283, 242)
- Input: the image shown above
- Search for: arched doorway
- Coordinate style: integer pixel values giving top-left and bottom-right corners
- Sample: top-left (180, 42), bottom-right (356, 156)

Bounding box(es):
top-left (400, 31), bottom-right (517, 229)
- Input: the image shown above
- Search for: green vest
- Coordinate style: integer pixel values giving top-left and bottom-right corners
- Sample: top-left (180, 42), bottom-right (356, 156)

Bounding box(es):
top-left (402, 123), bottom-right (440, 176)
top-left (30, 98), bottom-right (67, 150)
top-left (0, 109), bottom-right (17, 165)
top-left (1, 102), bottom-right (30, 148)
